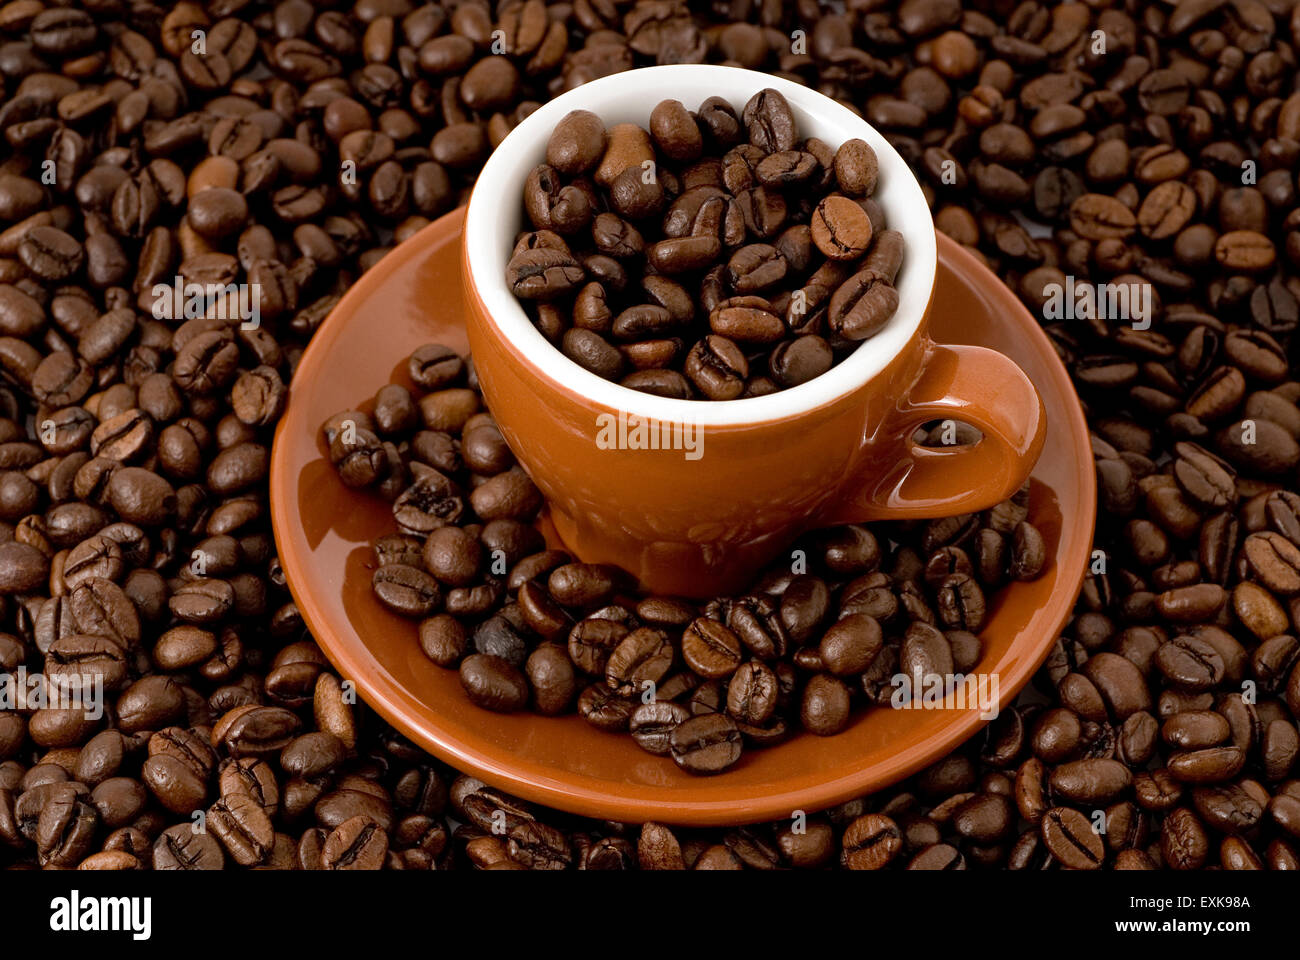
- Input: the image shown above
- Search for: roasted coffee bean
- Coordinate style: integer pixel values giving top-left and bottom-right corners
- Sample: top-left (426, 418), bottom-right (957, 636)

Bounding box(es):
top-left (472, 615), bottom-right (527, 667)
top-left (841, 813), bottom-right (902, 869)
top-left (684, 335), bottom-right (747, 400)
top-left (801, 674), bottom-right (852, 736)
top-left (680, 618), bottom-right (742, 679)
top-left (935, 574), bottom-right (986, 631)
top-left (577, 683), bottom-right (635, 733)
top-left (834, 140), bottom-right (879, 197)
top-left (726, 661), bottom-right (778, 725)
top-left (547, 110), bottom-right (606, 175)
top-left (1166, 747), bottom-right (1246, 784)
top-left (169, 579), bottom-right (236, 624)
top-left (47, 634), bottom-right (128, 694)
top-left (820, 615), bottom-right (883, 677)
top-left (900, 622), bottom-right (954, 686)
top-left (742, 89), bottom-right (796, 153)
top-left (506, 819), bottom-right (571, 870)
top-left (318, 815), bottom-right (387, 870)
top-left (459, 654), bottom-right (528, 712)
top-left (828, 268), bottom-right (901, 341)
top-left (19, 226), bottom-right (83, 281)
top-left (1155, 636), bottom-right (1225, 691)
top-left (669, 713), bottom-right (742, 775)
top-left (208, 793), bottom-right (273, 867)
top-left (606, 627), bottom-right (673, 696)
top-left (812, 196), bottom-right (874, 261)
top-left (1049, 759), bottom-right (1132, 805)
top-left (0, 541), bottom-right (48, 593)
top-left (507, 247), bottom-right (584, 301)
top-left (1040, 807), bottom-right (1104, 869)
top-left (630, 701), bottom-right (689, 755)
top-left (524, 642), bottom-right (576, 716)
top-left (217, 706), bottom-right (301, 759)
top-left (152, 823), bottom-right (224, 871)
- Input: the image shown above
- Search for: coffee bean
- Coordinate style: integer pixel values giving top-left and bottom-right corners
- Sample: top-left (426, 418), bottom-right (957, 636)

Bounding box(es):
top-left (0, 541), bottom-right (48, 593)
top-left (801, 674), bottom-right (851, 736)
top-left (565, 615), bottom-right (625, 676)
top-left (1155, 635), bottom-right (1226, 691)
top-left (684, 334), bottom-right (747, 399)
top-left (524, 642), bottom-right (576, 715)
top-left (1161, 807), bottom-right (1210, 870)
top-left (819, 614), bottom-right (883, 677)
top-left (547, 110), bottom-right (606, 175)
top-left (680, 618), bottom-right (742, 679)
top-left (506, 819), bottom-right (571, 870)
top-left (726, 661), bottom-right (778, 725)
top-left (577, 682), bottom-right (635, 732)
top-left (321, 815), bottom-right (387, 870)
top-left (834, 139), bottom-right (879, 197)
top-left (842, 813), bottom-right (902, 869)
top-left (630, 701), bottom-right (688, 755)
top-left (216, 705), bottom-right (300, 759)
top-left (561, 328), bottom-right (623, 380)
top-left (907, 843), bottom-right (966, 871)
top-left (459, 654), bottom-right (528, 712)
top-left (1041, 807), bottom-right (1104, 869)
top-left (669, 713), bottom-right (742, 775)
top-left (1167, 746), bottom-right (1246, 784)
top-left (1049, 759), bottom-right (1132, 805)
top-left (606, 627), bottom-right (673, 696)
top-left (1070, 194), bottom-right (1136, 241)
top-left (208, 793), bottom-right (273, 866)
top-left (828, 268), bottom-right (901, 341)
top-left (812, 196), bottom-right (874, 260)
top-left (742, 89), bottom-right (796, 153)
top-left (153, 824), bottom-right (224, 870)
top-left (19, 226), bottom-right (83, 280)
top-left (506, 247), bottom-right (584, 300)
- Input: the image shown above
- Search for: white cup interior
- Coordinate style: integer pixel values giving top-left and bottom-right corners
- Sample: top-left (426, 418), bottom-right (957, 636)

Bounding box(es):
top-left (464, 64), bottom-right (938, 427)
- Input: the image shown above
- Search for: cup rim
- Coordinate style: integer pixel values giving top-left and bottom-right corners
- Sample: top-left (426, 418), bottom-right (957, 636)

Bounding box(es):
top-left (464, 64), bottom-right (938, 428)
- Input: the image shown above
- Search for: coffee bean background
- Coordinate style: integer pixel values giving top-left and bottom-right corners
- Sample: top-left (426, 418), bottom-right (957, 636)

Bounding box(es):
top-left (0, 0), bottom-right (1299, 869)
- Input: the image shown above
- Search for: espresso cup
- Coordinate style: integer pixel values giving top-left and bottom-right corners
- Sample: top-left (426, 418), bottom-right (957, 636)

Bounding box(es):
top-left (463, 64), bottom-right (1046, 598)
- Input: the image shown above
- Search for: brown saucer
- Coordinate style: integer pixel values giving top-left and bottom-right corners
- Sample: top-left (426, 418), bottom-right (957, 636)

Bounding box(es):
top-left (269, 207), bottom-right (1094, 826)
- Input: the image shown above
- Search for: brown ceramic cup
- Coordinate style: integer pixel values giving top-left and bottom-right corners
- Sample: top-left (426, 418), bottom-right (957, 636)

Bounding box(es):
top-left (464, 66), bottom-right (1046, 598)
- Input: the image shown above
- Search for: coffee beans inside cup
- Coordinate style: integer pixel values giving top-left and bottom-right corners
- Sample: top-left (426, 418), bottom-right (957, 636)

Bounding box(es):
top-left (503, 89), bottom-right (905, 399)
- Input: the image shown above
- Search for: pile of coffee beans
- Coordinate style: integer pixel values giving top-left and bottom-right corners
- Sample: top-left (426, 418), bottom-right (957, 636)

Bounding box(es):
top-left (506, 90), bottom-right (904, 398)
top-left (324, 344), bottom-right (1045, 774)
top-left (869, 0), bottom-right (1300, 871)
top-left (1, 0), bottom-right (1300, 870)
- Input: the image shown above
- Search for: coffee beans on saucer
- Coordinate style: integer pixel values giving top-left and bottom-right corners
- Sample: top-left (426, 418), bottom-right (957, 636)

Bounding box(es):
top-left (504, 91), bottom-right (905, 399)
top-left (326, 343), bottom-right (1045, 775)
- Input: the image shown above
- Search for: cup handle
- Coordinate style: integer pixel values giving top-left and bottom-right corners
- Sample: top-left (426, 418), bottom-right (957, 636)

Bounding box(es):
top-left (823, 341), bottom-right (1047, 524)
